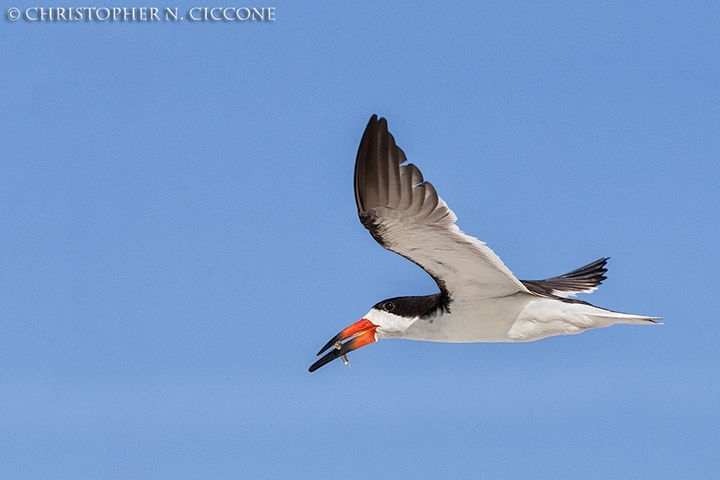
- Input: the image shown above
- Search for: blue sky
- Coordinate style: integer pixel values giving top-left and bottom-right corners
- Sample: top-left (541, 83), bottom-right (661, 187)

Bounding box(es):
top-left (1, 2), bottom-right (719, 478)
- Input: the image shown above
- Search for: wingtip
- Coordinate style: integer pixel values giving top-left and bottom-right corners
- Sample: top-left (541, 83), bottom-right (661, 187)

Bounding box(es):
top-left (367, 114), bottom-right (389, 131)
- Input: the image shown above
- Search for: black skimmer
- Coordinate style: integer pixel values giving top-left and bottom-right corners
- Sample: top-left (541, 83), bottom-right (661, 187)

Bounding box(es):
top-left (309, 115), bottom-right (659, 372)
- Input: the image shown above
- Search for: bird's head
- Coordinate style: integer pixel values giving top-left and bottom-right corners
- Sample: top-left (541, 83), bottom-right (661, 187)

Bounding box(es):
top-left (308, 296), bottom-right (437, 372)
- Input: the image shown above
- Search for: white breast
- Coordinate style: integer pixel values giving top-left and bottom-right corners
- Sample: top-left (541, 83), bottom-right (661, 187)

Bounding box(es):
top-left (400, 293), bottom-right (535, 343)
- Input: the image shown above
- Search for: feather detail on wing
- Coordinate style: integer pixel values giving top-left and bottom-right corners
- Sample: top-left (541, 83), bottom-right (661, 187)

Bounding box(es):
top-left (354, 115), bottom-right (530, 301)
top-left (521, 257), bottom-right (609, 299)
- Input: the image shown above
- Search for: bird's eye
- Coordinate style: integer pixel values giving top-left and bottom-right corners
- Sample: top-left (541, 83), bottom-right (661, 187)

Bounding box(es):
top-left (384, 301), bottom-right (395, 311)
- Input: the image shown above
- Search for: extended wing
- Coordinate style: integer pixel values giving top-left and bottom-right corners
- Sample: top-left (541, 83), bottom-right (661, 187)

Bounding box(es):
top-left (354, 115), bottom-right (531, 302)
top-left (521, 257), bottom-right (609, 299)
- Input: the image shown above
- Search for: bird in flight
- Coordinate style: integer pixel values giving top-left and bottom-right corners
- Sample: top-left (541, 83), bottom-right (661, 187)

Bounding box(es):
top-left (309, 115), bottom-right (658, 372)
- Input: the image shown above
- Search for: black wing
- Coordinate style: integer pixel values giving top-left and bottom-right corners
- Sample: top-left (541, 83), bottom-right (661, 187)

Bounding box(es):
top-left (522, 258), bottom-right (609, 299)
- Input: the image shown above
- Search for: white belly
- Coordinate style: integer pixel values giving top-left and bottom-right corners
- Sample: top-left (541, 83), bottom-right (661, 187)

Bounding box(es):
top-left (398, 294), bottom-right (655, 343)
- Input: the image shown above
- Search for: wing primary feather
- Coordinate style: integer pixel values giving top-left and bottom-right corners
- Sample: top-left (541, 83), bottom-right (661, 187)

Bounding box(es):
top-left (355, 115), bottom-right (379, 213)
top-left (386, 135), bottom-right (403, 210)
top-left (397, 165), bottom-right (414, 210)
top-left (419, 182), bottom-right (440, 221)
top-left (406, 182), bottom-right (426, 217)
top-left (376, 118), bottom-right (390, 207)
top-left (353, 114), bottom-right (530, 301)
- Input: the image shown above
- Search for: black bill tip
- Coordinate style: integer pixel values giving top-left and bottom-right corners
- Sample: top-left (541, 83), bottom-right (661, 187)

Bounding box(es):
top-left (316, 333), bottom-right (343, 357)
top-left (308, 348), bottom-right (345, 372)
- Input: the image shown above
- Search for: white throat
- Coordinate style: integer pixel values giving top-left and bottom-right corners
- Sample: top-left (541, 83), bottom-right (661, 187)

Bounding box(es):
top-left (365, 308), bottom-right (418, 339)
